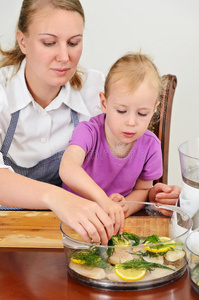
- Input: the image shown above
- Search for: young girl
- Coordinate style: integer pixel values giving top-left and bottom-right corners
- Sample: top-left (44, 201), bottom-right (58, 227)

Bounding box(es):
top-left (60, 52), bottom-right (163, 220)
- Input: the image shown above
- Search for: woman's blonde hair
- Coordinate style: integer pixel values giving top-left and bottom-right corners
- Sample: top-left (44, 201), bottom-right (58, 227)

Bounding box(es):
top-left (104, 52), bottom-right (163, 104)
top-left (0, 0), bottom-right (85, 89)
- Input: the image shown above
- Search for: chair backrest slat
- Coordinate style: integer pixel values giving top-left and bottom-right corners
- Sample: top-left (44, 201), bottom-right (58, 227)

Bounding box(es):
top-left (148, 74), bottom-right (177, 184)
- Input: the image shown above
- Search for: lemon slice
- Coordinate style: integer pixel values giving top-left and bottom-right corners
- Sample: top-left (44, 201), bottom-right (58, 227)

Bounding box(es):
top-left (71, 257), bottom-right (101, 265)
top-left (71, 258), bottom-right (85, 265)
top-left (115, 264), bottom-right (146, 281)
top-left (144, 236), bottom-right (175, 253)
top-left (112, 236), bottom-right (129, 247)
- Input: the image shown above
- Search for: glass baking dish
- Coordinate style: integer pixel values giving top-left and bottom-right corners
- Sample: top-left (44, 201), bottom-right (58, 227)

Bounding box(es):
top-left (60, 202), bottom-right (192, 290)
top-left (185, 228), bottom-right (199, 295)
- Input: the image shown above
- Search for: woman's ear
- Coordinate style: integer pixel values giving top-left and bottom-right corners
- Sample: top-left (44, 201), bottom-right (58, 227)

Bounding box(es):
top-left (16, 30), bottom-right (27, 55)
top-left (99, 92), bottom-right (107, 113)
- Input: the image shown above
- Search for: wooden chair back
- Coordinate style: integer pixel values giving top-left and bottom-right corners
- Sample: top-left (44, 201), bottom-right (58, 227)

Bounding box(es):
top-left (148, 74), bottom-right (177, 184)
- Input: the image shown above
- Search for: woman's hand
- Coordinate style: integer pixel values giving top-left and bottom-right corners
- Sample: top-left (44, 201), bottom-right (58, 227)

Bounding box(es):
top-left (44, 188), bottom-right (115, 245)
top-left (0, 170), bottom-right (115, 245)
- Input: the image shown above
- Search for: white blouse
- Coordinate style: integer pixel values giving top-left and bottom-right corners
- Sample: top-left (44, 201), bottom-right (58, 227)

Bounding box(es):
top-left (0, 59), bottom-right (104, 170)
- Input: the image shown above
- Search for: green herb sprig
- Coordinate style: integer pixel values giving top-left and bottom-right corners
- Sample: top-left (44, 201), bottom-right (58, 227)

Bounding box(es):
top-left (116, 258), bottom-right (175, 272)
top-left (131, 250), bottom-right (167, 257)
top-left (143, 234), bottom-right (161, 244)
top-left (122, 231), bottom-right (140, 246)
top-left (143, 234), bottom-right (183, 250)
top-left (70, 247), bottom-right (110, 269)
top-left (107, 231), bottom-right (139, 258)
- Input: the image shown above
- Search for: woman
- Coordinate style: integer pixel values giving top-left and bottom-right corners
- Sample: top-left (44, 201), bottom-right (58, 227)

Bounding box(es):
top-left (0, 0), bottom-right (180, 244)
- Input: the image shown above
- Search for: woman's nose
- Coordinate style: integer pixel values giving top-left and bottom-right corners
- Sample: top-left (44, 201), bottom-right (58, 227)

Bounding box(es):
top-left (56, 45), bottom-right (69, 63)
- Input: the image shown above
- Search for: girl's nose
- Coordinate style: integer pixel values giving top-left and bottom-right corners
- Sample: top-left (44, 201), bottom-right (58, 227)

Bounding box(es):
top-left (126, 115), bottom-right (136, 126)
top-left (56, 45), bottom-right (69, 63)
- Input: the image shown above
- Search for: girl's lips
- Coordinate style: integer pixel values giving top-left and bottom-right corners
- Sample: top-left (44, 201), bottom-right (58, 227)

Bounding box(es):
top-left (123, 132), bottom-right (135, 138)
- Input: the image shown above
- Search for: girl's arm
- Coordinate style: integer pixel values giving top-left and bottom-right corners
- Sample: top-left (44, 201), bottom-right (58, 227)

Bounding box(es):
top-left (123, 178), bottom-right (153, 217)
top-left (59, 145), bottom-right (124, 234)
top-left (0, 168), bottom-right (115, 245)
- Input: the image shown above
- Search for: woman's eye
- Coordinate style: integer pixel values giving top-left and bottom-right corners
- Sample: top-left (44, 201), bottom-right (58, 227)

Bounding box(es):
top-left (43, 42), bottom-right (55, 47)
top-left (68, 41), bottom-right (78, 47)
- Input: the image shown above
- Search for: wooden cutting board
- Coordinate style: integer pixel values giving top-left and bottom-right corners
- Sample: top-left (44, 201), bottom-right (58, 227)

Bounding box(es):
top-left (0, 211), bottom-right (170, 249)
top-left (0, 211), bottom-right (63, 248)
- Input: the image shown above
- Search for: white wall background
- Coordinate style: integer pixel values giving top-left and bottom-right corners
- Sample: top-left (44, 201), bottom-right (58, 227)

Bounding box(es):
top-left (1, 0), bottom-right (199, 187)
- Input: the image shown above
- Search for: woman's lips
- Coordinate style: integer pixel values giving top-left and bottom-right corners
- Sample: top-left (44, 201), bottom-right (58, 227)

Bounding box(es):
top-left (51, 68), bottom-right (70, 75)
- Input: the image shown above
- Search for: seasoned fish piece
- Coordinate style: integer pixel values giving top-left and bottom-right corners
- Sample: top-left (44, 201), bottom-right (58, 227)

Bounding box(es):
top-left (69, 261), bottom-right (106, 279)
top-left (138, 270), bottom-right (155, 281)
top-left (105, 269), bottom-right (126, 282)
top-left (143, 255), bottom-right (164, 265)
top-left (150, 266), bottom-right (176, 279)
top-left (108, 249), bottom-right (136, 265)
top-left (165, 249), bottom-right (185, 262)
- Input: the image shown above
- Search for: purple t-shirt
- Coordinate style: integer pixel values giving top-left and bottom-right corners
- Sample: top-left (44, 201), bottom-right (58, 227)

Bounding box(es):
top-left (62, 114), bottom-right (163, 197)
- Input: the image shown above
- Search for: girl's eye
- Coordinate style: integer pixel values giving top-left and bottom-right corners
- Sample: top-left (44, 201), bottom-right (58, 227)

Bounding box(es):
top-left (117, 110), bottom-right (127, 114)
top-left (138, 112), bottom-right (147, 117)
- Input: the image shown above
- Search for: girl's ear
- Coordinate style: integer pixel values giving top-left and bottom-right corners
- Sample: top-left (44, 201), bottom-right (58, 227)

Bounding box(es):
top-left (16, 30), bottom-right (27, 55)
top-left (100, 92), bottom-right (107, 113)
top-left (154, 101), bottom-right (160, 113)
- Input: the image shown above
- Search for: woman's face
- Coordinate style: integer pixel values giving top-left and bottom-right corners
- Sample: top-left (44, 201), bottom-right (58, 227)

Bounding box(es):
top-left (17, 6), bottom-right (84, 92)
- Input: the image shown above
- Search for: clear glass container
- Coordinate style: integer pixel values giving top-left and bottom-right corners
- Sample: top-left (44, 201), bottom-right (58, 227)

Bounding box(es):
top-left (60, 202), bottom-right (192, 290)
top-left (178, 138), bottom-right (199, 229)
top-left (178, 137), bottom-right (199, 188)
top-left (185, 228), bottom-right (199, 295)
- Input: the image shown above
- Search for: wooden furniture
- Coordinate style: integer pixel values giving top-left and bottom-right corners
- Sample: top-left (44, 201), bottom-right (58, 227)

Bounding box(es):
top-left (148, 74), bottom-right (177, 184)
top-left (0, 248), bottom-right (198, 300)
top-left (0, 211), bottom-right (63, 248)
top-left (0, 211), bottom-right (198, 300)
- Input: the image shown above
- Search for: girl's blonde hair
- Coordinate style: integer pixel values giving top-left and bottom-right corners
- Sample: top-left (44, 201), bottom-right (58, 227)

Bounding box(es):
top-left (104, 52), bottom-right (163, 104)
top-left (0, 0), bottom-right (85, 89)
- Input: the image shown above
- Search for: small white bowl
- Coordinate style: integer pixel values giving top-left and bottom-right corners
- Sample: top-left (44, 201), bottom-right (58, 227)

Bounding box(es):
top-left (185, 228), bottom-right (199, 295)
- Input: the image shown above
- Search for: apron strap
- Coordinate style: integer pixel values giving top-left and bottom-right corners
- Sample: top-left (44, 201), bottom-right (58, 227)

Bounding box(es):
top-left (0, 109), bottom-right (79, 211)
top-left (71, 109), bottom-right (79, 128)
top-left (0, 206), bottom-right (28, 211)
top-left (1, 110), bottom-right (20, 155)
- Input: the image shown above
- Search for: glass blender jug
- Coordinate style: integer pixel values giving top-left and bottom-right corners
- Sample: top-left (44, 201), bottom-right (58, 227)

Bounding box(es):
top-left (178, 138), bottom-right (199, 229)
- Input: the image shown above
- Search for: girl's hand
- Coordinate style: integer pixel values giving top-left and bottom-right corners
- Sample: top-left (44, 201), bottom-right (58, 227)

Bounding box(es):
top-left (109, 193), bottom-right (129, 215)
top-left (148, 183), bottom-right (181, 216)
top-left (149, 183), bottom-right (181, 205)
top-left (109, 193), bottom-right (125, 202)
top-left (99, 196), bottom-right (125, 235)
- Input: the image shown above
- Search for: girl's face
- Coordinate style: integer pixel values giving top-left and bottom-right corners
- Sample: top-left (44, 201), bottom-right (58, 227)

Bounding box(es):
top-left (100, 80), bottom-right (158, 152)
top-left (17, 6), bottom-right (83, 94)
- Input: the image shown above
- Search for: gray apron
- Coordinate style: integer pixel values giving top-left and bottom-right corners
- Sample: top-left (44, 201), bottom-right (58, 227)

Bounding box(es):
top-left (0, 109), bottom-right (79, 210)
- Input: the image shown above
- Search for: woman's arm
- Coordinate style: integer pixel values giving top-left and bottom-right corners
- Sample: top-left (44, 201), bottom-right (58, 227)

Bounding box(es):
top-left (59, 145), bottom-right (124, 234)
top-left (0, 168), bottom-right (114, 245)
